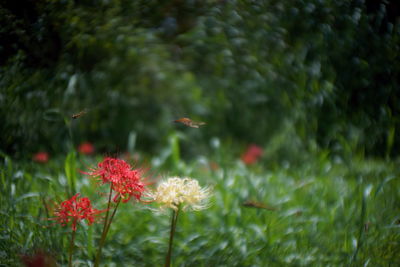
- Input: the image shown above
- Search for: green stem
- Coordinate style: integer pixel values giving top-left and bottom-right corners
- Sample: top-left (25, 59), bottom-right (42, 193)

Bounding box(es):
top-left (165, 207), bottom-right (180, 267)
top-left (173, 207), bottom-right (180, 235)
top-left (94, 186), bottom-right (113, 267)
top-left (64, 117), bottom-right (74, 152)
top-left (104, 198), bottom-right (121, 237)
top-left (351, 189), bottom-right (367, 265)
top-left (69, 228), bottom-right (76, 267)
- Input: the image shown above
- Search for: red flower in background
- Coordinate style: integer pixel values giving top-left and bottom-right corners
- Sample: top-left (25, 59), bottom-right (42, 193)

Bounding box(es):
top-left (20, 250), bottom-right (57, 267)
top-left (33, 152), bottom-right (49, 163)
top-left (53, 194), bottom-right (104, 231)
top-left (84, 157), bottom-right (146, 202)
top-left (78, 142), bottom-right (95, 155)
top-left (241, 144), bottom-right (263, 165)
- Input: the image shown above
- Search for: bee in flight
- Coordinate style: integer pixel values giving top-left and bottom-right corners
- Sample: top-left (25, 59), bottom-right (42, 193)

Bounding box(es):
top-left (71, 110), bottom-right (87, 119)
top-left (173, 117), bottom-right (206, 128)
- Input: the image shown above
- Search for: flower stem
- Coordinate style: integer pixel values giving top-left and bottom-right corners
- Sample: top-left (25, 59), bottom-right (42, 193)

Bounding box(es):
top-left (69, 229), bottom-right (76, 267)
top-left (165, 207), bottom-right (180, 267)
top-left (94, 186), bottom-right (113, 267)
top-left (104, 198), bottom-right (121, 237)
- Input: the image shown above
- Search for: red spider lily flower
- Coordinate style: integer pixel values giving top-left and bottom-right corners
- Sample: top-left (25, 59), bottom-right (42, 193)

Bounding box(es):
top-left (84, 157), bottom-right (146, 202)
top-left (241, 144), bottom-right (263, 165)
top-left (33, 152), bottom-right (49, 163)
top-left (111, 168), bottom-right (146, 202)
top-left (20, 250), bottom-right (57, 267)
top-left (78, 142), bottom-right (95, 155)
top-left (53, 194), bottom-right (104, 231)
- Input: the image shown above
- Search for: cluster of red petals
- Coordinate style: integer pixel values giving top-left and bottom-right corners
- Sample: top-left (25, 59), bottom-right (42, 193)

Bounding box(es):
top-left (53, 194), bottom-right (104, 231)
top-left (33, 152), bottom-right (49, 163)
top-left (78, 142), bottom-right (95, 155)
top-left (85, 157), bottom-right (146, 203)
top-left (241, 144), bottom-right (263, 165)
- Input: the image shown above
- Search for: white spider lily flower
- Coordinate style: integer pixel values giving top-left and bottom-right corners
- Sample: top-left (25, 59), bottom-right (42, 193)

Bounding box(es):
top-left (150, 177), bottom-right (211, 211)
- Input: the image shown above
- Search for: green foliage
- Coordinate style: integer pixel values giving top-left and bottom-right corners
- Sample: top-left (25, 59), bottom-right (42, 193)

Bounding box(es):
top-left (2, 2), bottom-right (399, 264)
top-left (65, 151), bottom-right (77, 196)
top-left (1, 151), bottom-right (400, 266)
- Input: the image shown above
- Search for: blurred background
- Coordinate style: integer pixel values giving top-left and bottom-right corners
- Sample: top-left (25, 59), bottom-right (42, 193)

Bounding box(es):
top-left (1, 0), bottom-right (399, 162)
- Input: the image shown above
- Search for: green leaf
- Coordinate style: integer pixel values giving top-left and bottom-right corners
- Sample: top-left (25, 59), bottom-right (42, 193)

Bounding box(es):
top-left (65, 151), bottom-right (77, 196)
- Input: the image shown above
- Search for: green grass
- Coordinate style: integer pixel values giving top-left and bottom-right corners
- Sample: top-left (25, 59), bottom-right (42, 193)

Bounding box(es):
top-left (1, 151), bottom-right (400, 266)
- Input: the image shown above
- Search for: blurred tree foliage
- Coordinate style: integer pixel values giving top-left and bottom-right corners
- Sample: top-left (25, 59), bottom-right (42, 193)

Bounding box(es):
top-left (0, 0), bottom-right (399, 159)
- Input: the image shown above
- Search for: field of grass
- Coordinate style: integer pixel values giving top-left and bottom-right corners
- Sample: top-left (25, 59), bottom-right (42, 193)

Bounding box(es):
top-left (1, 147), bottom-right (400, 266)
